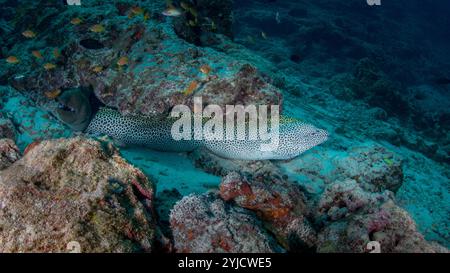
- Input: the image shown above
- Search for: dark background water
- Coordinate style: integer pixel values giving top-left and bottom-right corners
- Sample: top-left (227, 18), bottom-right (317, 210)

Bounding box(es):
top-left (233, 0), bottom-right (450, 155)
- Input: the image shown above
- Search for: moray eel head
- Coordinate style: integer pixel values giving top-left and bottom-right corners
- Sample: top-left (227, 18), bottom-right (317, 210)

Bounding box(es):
top-left (55, 88), bottom-right (92, 131)
top-left (274, 122), bottom-right (328, 160)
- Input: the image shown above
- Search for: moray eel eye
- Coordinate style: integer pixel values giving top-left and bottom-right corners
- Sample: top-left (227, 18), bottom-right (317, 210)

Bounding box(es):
top-left (58, 103), bottom-right (75, 113)
top-left (54, 88), bottom-right (92, 132)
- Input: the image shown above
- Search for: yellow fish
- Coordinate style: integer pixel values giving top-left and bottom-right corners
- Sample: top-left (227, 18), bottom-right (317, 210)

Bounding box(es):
top-left (6, 56), bottom-right (20, 64)
top-left (143, 12), bottom-right (151, 21)
top-left (22, 30), bottom-right (36, 38)
top-left (130, 6), bottom-right (145, 15)
top-left (200, 64), bottom-right (212, 75)
top-left (90, 24), bottom-right (105, 33)
top-left (70, 17), bottom-right (82, 25)
top-left (43, 63), bottom-right (56, 70)
top-left (32, 50), bottom-right (43, 59)
top-left (117, 56), bottom-right (129, 66)
top-left (183, 80), bottom-right (198, 95)
top-left (91, 65), bottom-right (103, 73)
top-left (53, 48), bottom-right (61, 58)
top-left (45, 88), bottom-right (61, 99)
top-left (162, 6), bottom-right (182, 17)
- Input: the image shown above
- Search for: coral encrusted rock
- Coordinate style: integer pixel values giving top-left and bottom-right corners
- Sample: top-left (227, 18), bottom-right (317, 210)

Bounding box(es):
top-left (0, 137), bottom-right (156, 252)
top-left (317, 200), bottom-right (448, 253)
top-left (219, 172), bottom-right (317, 251)
top-left (170, 192), bottom-right (283, 253)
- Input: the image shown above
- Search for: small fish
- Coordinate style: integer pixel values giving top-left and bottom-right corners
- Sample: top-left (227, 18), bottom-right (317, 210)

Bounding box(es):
top-left (92, 65), bottom-right (104, 73)
top-left (210, 21), bottom-right (217, 31)
top-left (183, 80), bottom-right (198, 95)
top-left (162, 6), bottom-right (182, 17)
top-left (43, 63), bottom-right (56, 70)
top-left (188, 20), bottom-right (197, 27)
top-left (6, 56), bottom-right (20, 64)
top-left (32, 50), bottom-right (43, 59)
top-left (22, 30), bottom-right (36, 38)
top-left (261, 31), bottom-right (267, 39)
top-left (90, 24), bottom-right (105, 33)
top-left (143, 12), bottom-right (151, 21)
top-left (200, 64), bottom-right (212, 75)
top-left (117, 56), bottom-right (129, 66)
top-left (130, 6), bottom-right (145, 15)
top-left (53, 48), bottom-right (61, 58)
top-left (70, 17), bottom-right (82, 25)
top-left (45, 88), bottom-right (61, 99)
top-left (275, 12), bottom-right (281, 24)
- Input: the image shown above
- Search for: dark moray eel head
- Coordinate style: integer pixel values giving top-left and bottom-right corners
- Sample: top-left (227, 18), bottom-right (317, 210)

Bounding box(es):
top-left (55, 87), bottom-right (92, 131)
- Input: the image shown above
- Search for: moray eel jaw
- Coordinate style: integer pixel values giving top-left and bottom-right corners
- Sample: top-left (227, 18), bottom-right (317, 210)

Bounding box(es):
top-left (55, 88), bottom-right (92, 131)
top-left (273, 124), bottom-right (328, 160)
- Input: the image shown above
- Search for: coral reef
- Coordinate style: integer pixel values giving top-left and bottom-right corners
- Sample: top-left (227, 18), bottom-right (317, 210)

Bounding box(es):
top-left (220, 172), bottom-right (316, 251)
top-left (2, 0), bottom-right (280, 117)
top-left (170, 192), bottom-right (282, 253)
top-left (317, 200), bottom-right (448, 253)
top-left (0, 137), bottom-right (156, 252)
top-left (0, 138), bottom-right (20, 170)
top-left (332, 146), bottom-right (403, 193)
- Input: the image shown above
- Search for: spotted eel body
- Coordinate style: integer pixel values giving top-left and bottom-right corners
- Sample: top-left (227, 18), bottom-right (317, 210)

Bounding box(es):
top-left (86, 107), bottom-right (328, 160)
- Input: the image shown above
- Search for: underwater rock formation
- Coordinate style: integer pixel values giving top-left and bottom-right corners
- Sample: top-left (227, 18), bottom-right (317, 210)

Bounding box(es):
top-left (0, 86), bottom-right (70, 150)
top-left (333, 146), bottom-right (403, 193)
top-left (3, 1), bottom-right (280, 117)
top-left (170, 192), bottom-right (283, 253)
top-left (0, 137), bottom-right (156, 252)
top-left (317, 200), bottom-right (448, 253)
top-left (315, 179), bottom-right (448, 253)
top-left (0, 138), bottom-right (20, 170)
top-left (316, 179), bottom-right (393, 224)
top-left (220, 172), bottom-right (317, 251)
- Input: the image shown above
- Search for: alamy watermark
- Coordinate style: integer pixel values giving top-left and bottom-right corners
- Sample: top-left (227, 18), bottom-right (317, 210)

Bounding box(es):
top-left (170, 97), bottom-right (280, 151)
top-left (367, 0), bottom-right (381, 6)
top-left (66, 0), bottom-right (81, 6)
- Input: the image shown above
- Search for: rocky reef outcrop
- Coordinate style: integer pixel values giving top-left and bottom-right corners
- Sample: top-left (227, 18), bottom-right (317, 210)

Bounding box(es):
top-left (0, 137), bottom-right (156, 252)
top-left (315, 179), bottom-right (447, 253)
top-left (2, 0), bottom-right (281, 117)
top-left (220, 172), bottom-right (316, 251)
top-left (170, 192), bottom-right (282, 253)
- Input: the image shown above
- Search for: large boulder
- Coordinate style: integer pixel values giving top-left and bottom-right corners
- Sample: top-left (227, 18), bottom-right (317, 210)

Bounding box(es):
top-left (0, 137), bottom-right (156, 252)
top-left (170, 192), bottom-right (282, 253)
top-left (3, 1), bottom-right (281, 117)
top-left (317, 200), bottom-right (448, 253)
top-left (219, 172), bottom-right (317, 251)
top-left (315, 179), bottom-right (447, 253)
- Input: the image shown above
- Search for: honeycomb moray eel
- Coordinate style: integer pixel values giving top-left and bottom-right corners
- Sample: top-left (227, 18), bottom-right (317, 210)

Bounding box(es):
top-left (55, 89), bottom-right (328, 160)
